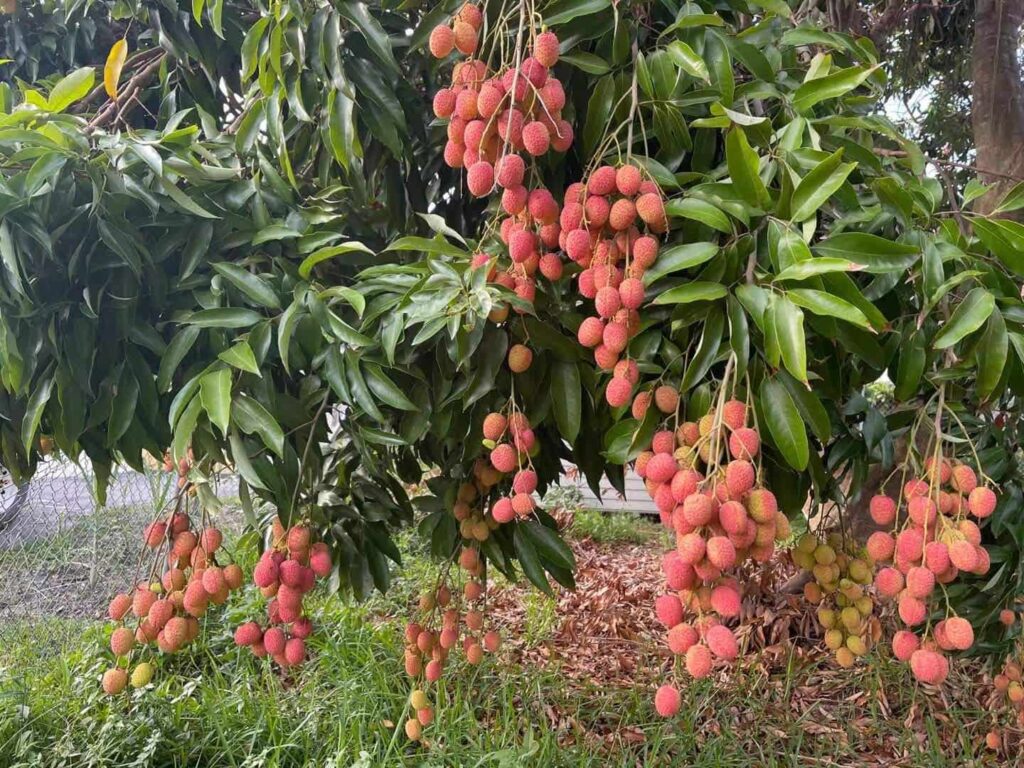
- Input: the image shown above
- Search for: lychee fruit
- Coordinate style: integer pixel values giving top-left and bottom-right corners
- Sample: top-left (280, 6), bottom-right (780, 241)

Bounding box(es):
top-left (705, 625), bottom-right (737, 660)
top-left (869, 495), bottom-right (897, 526)
top-left (654, 684), bottom-right (681, 717)
top-left (109, 593), bottom-right (132, 621)
top-left (655, 594), bottom-right (683, 628)
top-left (616, 165), bottom-right (642, 196)
top-left (891, 629), bottom-right (920, 661)
top-left (522, 121), bottom-right (550, 155)
top-left (102, 668), bottom-right (128, 695)
top-left (944, 616), bottom-right (974, 650)
top-left (508, 344), bottom-right (533, 373)
top-left (685, 644), bottom-right (713, 678)
top-left (951, 464), bottom-right (977, 493)
top-left (866, 531), bottom-right (895, 562)
top-left (910, 648), bottom-right (949, 685)
top-left (234, 621), bottom-right (263, 647)
top-left (533, 31), bottom-right (559, 68)
top-left (968, 486), bottom-right (996, 518)
top-left (429, 25), bottom-right (455, 58)
top-left (667, 623), bottom-right (699, 654)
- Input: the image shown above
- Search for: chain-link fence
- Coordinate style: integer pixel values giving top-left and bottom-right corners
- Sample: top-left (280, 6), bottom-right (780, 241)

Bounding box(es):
top-left (0, 457), bottom-right (239, 630)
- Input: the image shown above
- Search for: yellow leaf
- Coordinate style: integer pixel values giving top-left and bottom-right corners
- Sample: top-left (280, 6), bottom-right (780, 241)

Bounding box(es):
top-left (104, 39), bottom-right (128, 100)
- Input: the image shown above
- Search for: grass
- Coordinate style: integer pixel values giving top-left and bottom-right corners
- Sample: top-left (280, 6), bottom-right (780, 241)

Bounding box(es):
top-left (567, 508), bottom-right (662, 545)
top-left (0, 512), bottom-right (1010, 767)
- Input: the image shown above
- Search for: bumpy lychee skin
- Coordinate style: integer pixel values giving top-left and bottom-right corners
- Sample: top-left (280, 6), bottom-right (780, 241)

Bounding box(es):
top-left (234, 621), bottom-right (263, 647)
top-left (951, 464), bottom-right (977, 493)
top-left (898, 594), bottom-right (927, 626)
top-left (705, 625), bottom-right (738, 660)
top-left (869, 495), bottom-right (897, 526)
top-left (533, 31), bottom-right (560, 68)
top-left (906, 566), bottom-right (936, 598)
top-left (632, 391), bottom-right (652, 420)
top-left (866, 531), bottom-right (895, 562)
top-left (746, 488), bottom-right (778, 524)
top-left (725, 460), bottom-right (755, 498)
top-left (109, 593), bottom-right (132, 621)
top-left (609, 199), bottom-right (637, 231)
top-left (606, 376), bottom-right (634, 407)
top-left (489, 443), bottom-right (517, 474)
top-left (618, 278), bottom-right (644, 310)
top-left (522, 121), bottom-right (550, 156)
top-left (685, 643), bottom-right (713, 678)
top-left (508, 344), bottom-right (533, 373)
top-left (636, 192), bottom-right (667, 230)
top-left (728, 427), bottom-right (759, 460)
top-left (710, 583), bottom-right (741, 617)
top-left (595, 285), bottom-right (622, 319)
top-left (466, 160), bottom-right (494, 197)
top-left (910, 649), bottom-right (949, 685)
top-left (667, 622), bottom-right (699, 654)
top-left (677, 532), bottom-right (706, 565)
top-left (576, 316), bottom-right (605, 349)
top-left (452, 20), bottom-right (478, 54)
top-left (655, 594), bottom-right (683, 628)
top-left (944, 616), bottom-right (974, 651)
top-left (616, 164), bottom-right (643, 196)
top-left (891, 630), bottom-right (920, 661)
top-left (646, 385), bottom-right (674, 414)
top-left (110, 627), bottom-right (135, 657)
top-left (654, 684), bottom-right (681, 717)
top-left (706, 536), bottom-right (737, 570)
top-left (102, 668), bottom-right (128, 695)
top-left (968, 486), bottom-right (997, 518)
top-left (875, 566), bottom-right (904, 598)
top-left (429, 25), bottom-right (455, 58)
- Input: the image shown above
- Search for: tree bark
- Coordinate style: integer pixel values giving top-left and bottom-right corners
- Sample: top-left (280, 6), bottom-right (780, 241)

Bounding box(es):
top-left (973, 0), bottom-right (1024, 212)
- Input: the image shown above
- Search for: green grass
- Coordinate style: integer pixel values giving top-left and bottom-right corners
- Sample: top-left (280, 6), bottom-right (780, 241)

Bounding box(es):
top-left (567, 508), bottom-right (662, 545)
top-left (0, 519), bottom-right (1006, 767)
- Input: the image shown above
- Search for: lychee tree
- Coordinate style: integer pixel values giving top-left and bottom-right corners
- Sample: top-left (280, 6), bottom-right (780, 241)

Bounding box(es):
top-left (0, 0), bottom-right (1022, 714)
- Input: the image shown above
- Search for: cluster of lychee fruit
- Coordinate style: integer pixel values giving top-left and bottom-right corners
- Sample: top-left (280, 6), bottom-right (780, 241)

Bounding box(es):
top-left (233, 517), bottom-right (331, 668)
top-left (562, 163), bottom-right (667, 391)
top-left (431, 15), bottom-right (571, 185)
top-left (401, 573), bottom-right (501, 741)
top-left (483, 408), bottom-right (540, 523)
top-left (647, 397), bottom-right (789, 716)
top-left (866, 456), bottom-right (995, 685)
top-left (102, 512), bottom-right (243, 694)
top-left (793, 533), bottom-right (881, 668)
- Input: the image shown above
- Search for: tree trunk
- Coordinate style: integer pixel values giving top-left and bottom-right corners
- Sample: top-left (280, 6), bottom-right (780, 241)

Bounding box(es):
top-left (973, 0), bottom-right (1024, 213)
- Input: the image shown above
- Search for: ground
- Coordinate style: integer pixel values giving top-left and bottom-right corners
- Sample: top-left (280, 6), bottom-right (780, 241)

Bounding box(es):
top-left (0, 508), bottom-right (1018, 767)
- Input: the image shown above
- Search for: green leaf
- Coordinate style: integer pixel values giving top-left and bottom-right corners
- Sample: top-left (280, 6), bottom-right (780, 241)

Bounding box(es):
top-left (319, 286), bottom-right (366, 318)
top-left (560, 52), bottom-right (611, 74)
top-left (727, 295), bottom-right (749, 381)
top-left (299, 242), bottom-right (374, 278)
top-left (363, 363), bottom-right (416, 410)
top-left (21, 373), bottom-right (53, 455)
top-left (383, 236), bottom-right (468, 259)
top-left (47, 67), bottom-right (95, 112)
top-left (551, 361), bottom-right (582, 444)
top-left (521, 520), bottom-right (575, 571)
top-left (212, 263), bottom-right (281, 309)
top-left (159, 179), bottom-right (219, 219)
top-left (544, 0), bottom-right (611, 26)
top-left (252, 225), bottom-right (302, 245)
top-left (218, 341), bottom-right (260, 375)
top-left (172, 395), bottom-right (202, 462)
top-left (513, 526), bottom-right (552, 596)
top-left (681, 307), bottom-right (724, 389)
top-left (0, 221), bottom-right (23, 296)
top-left (583, 75), bottom-right (616, 159)
top-left (812, 233), bottom-right (920, 273)
top-left (229, 431), bottom-right (268, 490)
top-left (240, 17), bottom-right (269, 79)
top-left (772, 296), bottom-right (807, 382)
top-left (233, 394), bottom-right (284, 457)
top-left (652, 282), bottom-right (727, 305)
top-left (760, 378), bottom-right (809, 470)
top-left (778, 371), bottom-right (830, 443)
top-left (725, 127), bottom-right (769, 207)
top-left (185, 308), bottom-right (264, 328)
top-left (643, 243), bottom-right (718, 286)
top-left (200, 368), bottom-right (232, 437)
top-left (894, 330), bottom-right (926, 401)
top-left (790, 149), bottom-right (856, 222)
top-left (107, 367), bottom-right (139, 447)
top-left (792, 64), bottom-right (877, 113)
top-left (773, 258), bottom-right (864, 282)
top-left (667, 41), bottom-right (710, 82)
top-left (665, 198), bottom-right (732, 233)
top-left (977, 310), bottom-right (1008, 401)
top-left (933, 288), bottom-right (996, 350)
top-left (787, 288), bottom-right (872, 330)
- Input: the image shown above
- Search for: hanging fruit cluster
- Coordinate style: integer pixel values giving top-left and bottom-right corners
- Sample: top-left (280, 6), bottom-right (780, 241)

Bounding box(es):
top-left (564, 163), bottom-right (667, 393)
top-left (792, 532), bottom-right (880, 668)
top-left (234, 517), bottom-right (333, 668)
top-left (102, 485), bottom-right (244, 694)
top-left (645, 381), bottom-right (789, 716)
top-left (867, 447), bottom-right (996, 685)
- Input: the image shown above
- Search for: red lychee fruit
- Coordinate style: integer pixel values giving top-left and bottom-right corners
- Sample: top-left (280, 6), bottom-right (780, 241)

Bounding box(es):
top-left (310, 543), bottom-right (332, 578)
top-left (875, 567), bottom-right (904, 598)
top-left (616, 165), bottom-right (642, 196)
top-left (654, 684), bottom-right (681, 717)
top-left (705, 624), bottom-right (737, 660)
top-left (533, 31), bottom-right (560, 68)
top-left (584, 195), bottom-right (610, 228)
top-left (944, 616), bottom-right (974, 650)
top-left (102, 668), bottom-right (128, 695)
top-left (110, 626), bottom-right (134, 657)
top-left (636, 192), bottom-right (667, 229)
top-left (906, 566), bottom-right (936, 598)
top-left (706, 536), bottom-right (737, 569)
top-left (677, 532), bottom-right (706, 565)
top-left (614, 359), bottom-right (640, 384)
top-left (725, 460), bottom-right (755, 497)
top-left (606, 376), bottom-right (634, 407)
top-left (667, 622), bottom-right (699, 654)
top-left (508, 344), bottom-right (533, 373)
top-left (631, 390), bottom-right (652, 420)
top-left (234, 622), bottom-right (263, 647)
top-left (895, 528), bottom-right (924, 563)
top-left (685, 644), bottom-right (713, 678)
top-left (655, 594), bottom-right (683, 628)
top-left (109, 593), bottom-right (132, 621)
top-left (891, 629), bottom-right (920, 661)
top-left (869, 495), bottom-right (897, 526)
top-left (254, 554), bottom-right (280, 588)
top-left (951, 464), bottom-right (977, 493)
top-left (452, 21), bottom-right (477, 54)
top-left (710, 583), bottom-right (741, 617)
top-left (910, 648), bottom-right (949, 685)
top-left (284, 637), bottom-right (305, 666)
top-left (144, 521), bottom-right (167, 548)
top-left (132, 588), bottom-right (157, 618)
top-left (907, 496), bottom-right (937, 527)
top-left (488, 445), bottom-right (517, 476)
top-left (588, 166), bottom-right (617, 196)
top-left (466, 160), bottom-right (494, 197)
top-left (968, 486), bottom-right (997, 518)
top-left (602, 321), bottom-right (629, 354)
top-left (898, 594), bottom-right (927, 626)
top-left (522, 121), bottom-right (550, 155)
top-left (609, 199), bottom-right (637, 231)
top-left (632, 236), bottom-right (658, 268)
top-left (595, 285), bottom-right (622, 319)
top-left (491, 496), bottom-right (514, 523)
top-left (923, 541), bottom-right (950, 574)
top-left (866, 531), bottom-right (895, 562)
top-left (746, 488), bottom-right (777, 524)
top-left (651, 385), bottom-right (677, 414)
top-left (618, 278), bottom-right (644, 310)
top-left (728, 427), bottom-right (759, 460)
top-left (429, 25), bottom-right (455, 58)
